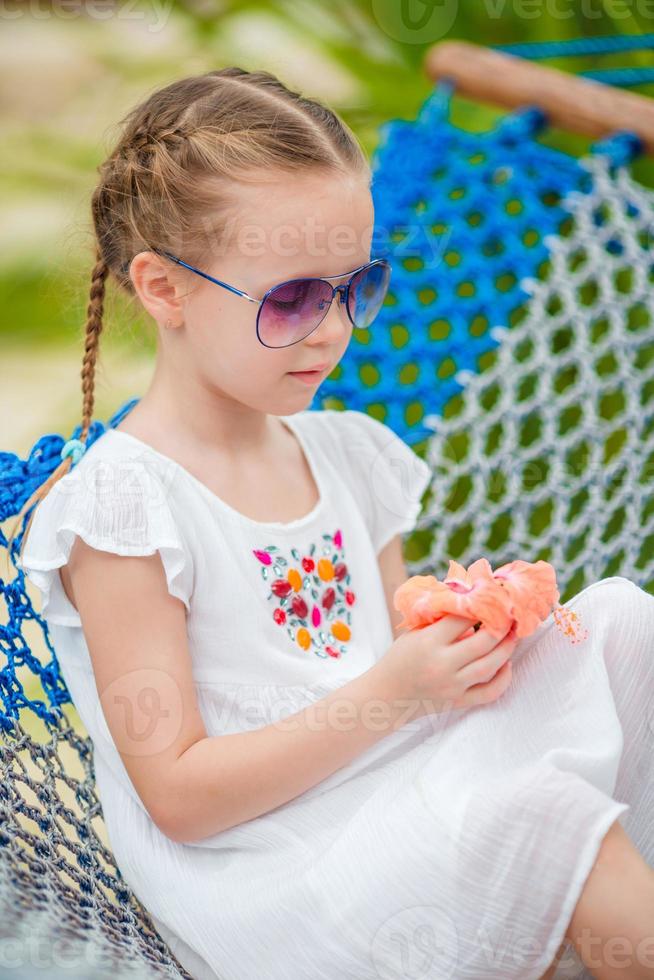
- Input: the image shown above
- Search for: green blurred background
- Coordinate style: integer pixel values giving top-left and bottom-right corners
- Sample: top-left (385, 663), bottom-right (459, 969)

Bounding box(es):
top-left (2, 0), bottom-right (654, 457)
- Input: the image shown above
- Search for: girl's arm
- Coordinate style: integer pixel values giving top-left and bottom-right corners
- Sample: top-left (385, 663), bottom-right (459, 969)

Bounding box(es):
top-left (168, 658), bottom-right (412, 844)
top-left (68, 539), bottom-right (417, 846)
top-left (377, 533), bottom-right (410, 633)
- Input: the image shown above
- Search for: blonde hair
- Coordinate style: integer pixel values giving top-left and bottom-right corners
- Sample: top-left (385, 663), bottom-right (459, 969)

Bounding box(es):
top-left (10, 67), bottom-right (370, 563)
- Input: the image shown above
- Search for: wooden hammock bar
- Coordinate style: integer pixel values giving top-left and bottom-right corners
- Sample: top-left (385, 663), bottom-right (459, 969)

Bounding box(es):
top-left (424, 39), bottom-right (654, 156)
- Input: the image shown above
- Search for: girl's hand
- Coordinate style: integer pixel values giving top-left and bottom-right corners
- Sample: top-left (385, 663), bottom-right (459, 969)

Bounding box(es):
top-left (377, 615), bottom-right (517, 719)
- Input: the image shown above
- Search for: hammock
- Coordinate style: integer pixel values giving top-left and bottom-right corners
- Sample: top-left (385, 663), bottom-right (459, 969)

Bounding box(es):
top-left (2, 36), bottom-right (653, 978)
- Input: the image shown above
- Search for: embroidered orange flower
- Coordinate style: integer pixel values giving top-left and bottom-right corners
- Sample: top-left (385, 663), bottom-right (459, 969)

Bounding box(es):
top-left (393, 558), bottom-right (585, 643)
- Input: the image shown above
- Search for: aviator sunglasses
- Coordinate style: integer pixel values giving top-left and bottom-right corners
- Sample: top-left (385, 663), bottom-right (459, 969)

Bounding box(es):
top-left (152, 248), bottom-right (392, 349)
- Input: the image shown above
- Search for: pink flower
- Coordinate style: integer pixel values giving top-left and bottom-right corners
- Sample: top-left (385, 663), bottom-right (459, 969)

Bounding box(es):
top-left (393, 558), bottom-right (561, 641)
top-left (493, 559), bottom-right (560, 638)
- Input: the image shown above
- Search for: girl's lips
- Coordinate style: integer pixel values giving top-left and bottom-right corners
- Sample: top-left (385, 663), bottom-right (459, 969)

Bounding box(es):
top-left (287, 368), bottom-right (327, 385)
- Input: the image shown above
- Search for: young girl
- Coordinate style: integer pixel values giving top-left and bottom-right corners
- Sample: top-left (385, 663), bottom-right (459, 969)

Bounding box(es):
top-left (13, 68), bottom-right (654, 980)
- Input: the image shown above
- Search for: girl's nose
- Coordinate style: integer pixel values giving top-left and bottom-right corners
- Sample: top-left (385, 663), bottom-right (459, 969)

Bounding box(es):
top-left (309, 286), bottom-right (350, 343)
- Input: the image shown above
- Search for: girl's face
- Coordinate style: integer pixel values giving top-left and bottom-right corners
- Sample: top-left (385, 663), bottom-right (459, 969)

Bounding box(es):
top-left (154, 169), bottom-right (375, 417)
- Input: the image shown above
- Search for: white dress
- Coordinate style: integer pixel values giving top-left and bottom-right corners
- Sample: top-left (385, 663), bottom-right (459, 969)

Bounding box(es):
top-left (18, 408), bottom-right (654, 980)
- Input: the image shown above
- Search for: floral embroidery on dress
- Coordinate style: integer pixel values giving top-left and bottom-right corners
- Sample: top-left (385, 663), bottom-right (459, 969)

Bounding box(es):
top-left (252, 529), bottom-right (356, 659)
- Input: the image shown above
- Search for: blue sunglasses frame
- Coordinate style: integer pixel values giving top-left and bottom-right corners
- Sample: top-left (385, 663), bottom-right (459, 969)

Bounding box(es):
top-left (151, 248), bottom-right (392, 349)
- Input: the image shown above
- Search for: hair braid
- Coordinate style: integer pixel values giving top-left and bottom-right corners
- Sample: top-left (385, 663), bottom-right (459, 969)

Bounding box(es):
top-left (8, 247), bottom-right (109, 564)
top-left (80, 248), bottom-right (108, 443)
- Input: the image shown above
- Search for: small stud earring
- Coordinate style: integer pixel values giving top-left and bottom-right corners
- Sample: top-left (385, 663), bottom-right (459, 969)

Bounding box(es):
top-left (165, 318), bottom-right (172, 329)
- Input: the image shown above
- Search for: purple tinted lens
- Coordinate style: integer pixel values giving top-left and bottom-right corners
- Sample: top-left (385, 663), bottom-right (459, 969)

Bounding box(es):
top-left (347, 262), bottom-right (391, 329)
top-left (258, 278), bottom-right (333, 348)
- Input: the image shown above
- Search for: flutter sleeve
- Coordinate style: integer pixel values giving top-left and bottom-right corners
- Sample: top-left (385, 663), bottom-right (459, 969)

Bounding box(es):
top-left (334, 409), bottom-right (433, 556)
top-left (17, 453), bottom-right (194, 627)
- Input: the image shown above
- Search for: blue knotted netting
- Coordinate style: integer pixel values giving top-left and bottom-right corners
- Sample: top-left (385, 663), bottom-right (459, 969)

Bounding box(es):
top-left (1, 399), bottom-right (137, 729)
top-left (313, 81), bottom-right (643, 445)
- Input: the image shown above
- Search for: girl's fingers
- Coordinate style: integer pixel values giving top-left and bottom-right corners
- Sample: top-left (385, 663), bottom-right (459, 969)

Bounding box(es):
top-left (428, 614), bottom-right (480, 646)
top-left (455, 659), bottom-right (513, 708)
top-left (448, 620), bottom-right (516, 670)
top-left (456, 633), bottom-right (516, 688)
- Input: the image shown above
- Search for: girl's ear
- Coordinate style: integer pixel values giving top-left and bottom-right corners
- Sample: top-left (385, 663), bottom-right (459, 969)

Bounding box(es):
top-left (129, 250), bottom-right (186, 326)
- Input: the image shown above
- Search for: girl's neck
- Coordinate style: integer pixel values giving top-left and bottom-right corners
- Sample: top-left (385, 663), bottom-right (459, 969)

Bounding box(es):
top-left (130, 365), bottom-right (279, 460)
